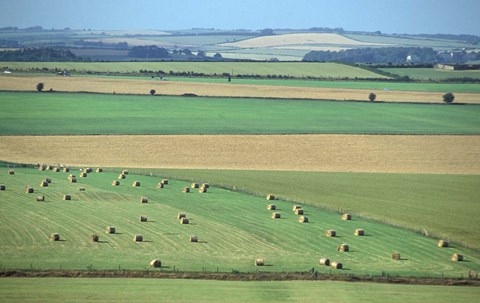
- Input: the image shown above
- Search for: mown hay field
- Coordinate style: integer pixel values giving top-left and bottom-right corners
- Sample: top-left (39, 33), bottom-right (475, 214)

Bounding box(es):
top-left (380, 68), bottom-right (480, 81)
top-left (0, 167), bottom-right (478, 276)
top-left (1, 134), bottom-right (479, 174)
top-left (1, 92), bottom-right (479, 136)
top-left (0, 61), bottom-right (387, 79)
top-left (2, 75), bottom-right (479, 103)
top-left (220, 33), bottom-right (387, 48)
top-left (2, 278), bottom-right (480, 303)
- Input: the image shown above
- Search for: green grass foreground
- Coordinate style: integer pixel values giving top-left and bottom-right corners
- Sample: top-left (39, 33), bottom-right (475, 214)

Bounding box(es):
top-left (1, 278), bottom-right (479, 303)
top-left (138, 168), bottom-right (480, 250)
top-left (0, 92), bottom-right (479, 135)
top-left (1, 167), bottom-right (478, 276)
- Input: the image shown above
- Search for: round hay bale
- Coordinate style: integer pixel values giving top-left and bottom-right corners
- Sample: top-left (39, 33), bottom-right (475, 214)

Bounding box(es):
top-left (132, 181), bottom-right (140, 187)
top-left (112, 180), bottom-right (120, 186)
top-left (295, 208), bottom-right (304, 215)
top-left (342, 214), bottom-right (352, 221)
top-left (79, 187), bottom-right (86, 192)
top-left (141, 196), bottom-right (148, 203)
top-left (199, 187), bottom-right (207, 193)
top-left (133, 234), bottom-right (143, 242)
top-left (177, 213), bottom-right (186, 219)
top-left (118, 174), bottom-right (126, 180)
top-left (201, 183), bottom-right (209, 189)
top-left (438, 240), bottom-right (449, 248)
top-left (0, 184), bottom-right (6, 190)
top-left (106, 226), bottom-right (115, 234)
top-left (156, 182), bottom-right (164, 189)
top-left (392, 253), bottom-right (401, 260)
top-left (39, 165), bottom-right (46, 171)
top-left (45, 178), bottom-right (52, 184)
top-left (191, 183), bottom-right (199, 189)
top-left (140, 215), bottom-right (147, 222)
top-left (50, 233), bottom-right (60, 241)
top-left (122, 169), bottom-right (129, 175)
top-left (182, 187), bottom-right (190, 193)
top-left (53, 167), bottom-right (60, 172)
top-left (272, 212), bottom-right (281, 219)
top-left (46, 165), bottom-right (53, 171)
top-left (299, 216), bottom-right (308, 223)
top-left (337, 244), bottom-right (349, 252)
top-left (25, 186), bottom-right (34, 193)
top-left (266, 194), bottom-right (275, 201)
top-left (84, 168), bottom-right (93, 173)
top-left (293, 205), bottom-right (302, 211)
top-left (8, 169), bottom-right (14, 175)
top-left (319, 258), bottom-right (330, 266)
top-left (180, 217), bottom-right (189, 224)
top-left (267, 204), bottom-right (276, 210)
top-left (91, 234), bottom-right (99, 242)
top-left (96, 168), bottom-right (103, 173)
top-left (68, 175), bottom-right (77, 183)
top-left (255, 259), bottom-right (265, 266)
top-left (331, 261), bottom-right (342, 269)
top-left (63, 194), bottom-right (71, 201)
top-left (354, 229), bottom-right (365, 236)
top-left (451, 253), bottom-right (464, 261)
top-left (63, 167), bottom-right (70, 173)
top-left (40, 180), bottom-right (49, 187)
top-left (150, 259), bottom-right (161, 268)
top-left (161, 179), bottom-right (169, 185)
top-left (80, 172), bottom-right (87, 178)
top-left (190, 235), bottom-right (198, 242)
top-left (325, 230), bottom-right (336, 237)
top-left (36, 195), bottom-right (44, 202)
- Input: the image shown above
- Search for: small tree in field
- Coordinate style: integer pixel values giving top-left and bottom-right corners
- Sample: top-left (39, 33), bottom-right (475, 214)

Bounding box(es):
top-left (368, 92), bottom-right (376, 102)
top-left (149, 89), bottom-right (156, 96)
top-left (36, 82), bottom-right (44, 92)
top-left (443, 92), bottom-right (455, 103)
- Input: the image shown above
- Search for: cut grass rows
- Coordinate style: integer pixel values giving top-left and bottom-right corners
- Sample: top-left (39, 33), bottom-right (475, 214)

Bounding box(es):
top-left (2, 278), bottom-right (480, 303)
top-left (0, 167), bottom-right (478, 276)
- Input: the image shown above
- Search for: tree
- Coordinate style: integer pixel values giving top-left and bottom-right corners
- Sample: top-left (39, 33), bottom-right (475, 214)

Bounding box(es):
top-left (213, 52), bottom-right (222, 59)
top-left (369, 92), bottom-right (376, 102)
top-left (149, 89), bottom-right (156, 96)
top-left (36, 82), bottom-right (44, 92)
top-left (443, 92), bottom-right (455, 103)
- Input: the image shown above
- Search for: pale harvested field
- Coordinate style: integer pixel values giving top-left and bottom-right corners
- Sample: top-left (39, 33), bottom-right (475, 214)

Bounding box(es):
top-left (83, 38), bottom-right (180, 48)
top-left (2, 75), bottom-right (480, 104)
top-left (273, 45), bottom-right (350, 51)
top-left (220, 33), bottom-right (387, 48)
top-left (1, 135), bottom-right (479, 174)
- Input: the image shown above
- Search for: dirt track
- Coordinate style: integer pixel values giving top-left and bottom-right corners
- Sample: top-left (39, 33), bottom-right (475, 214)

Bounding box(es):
top-left (1, 75), bottom-right (479, 104)
top-left (1, 134), bottom-right (479, 174)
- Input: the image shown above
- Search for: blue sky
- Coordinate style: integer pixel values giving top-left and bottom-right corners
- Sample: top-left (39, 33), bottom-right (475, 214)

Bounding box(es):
top-left (0, 0), bottom-right (479, 35)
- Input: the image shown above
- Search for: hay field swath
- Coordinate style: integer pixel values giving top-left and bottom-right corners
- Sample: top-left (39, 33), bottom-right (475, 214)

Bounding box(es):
top-left (1, 278), bottom-right (479, 303)
top-left (0, 167), bottom-right (478, 276)
top-left (379, 68), bottom-right (480, 81)
top-left (2, 75), bottom-right (480, 103)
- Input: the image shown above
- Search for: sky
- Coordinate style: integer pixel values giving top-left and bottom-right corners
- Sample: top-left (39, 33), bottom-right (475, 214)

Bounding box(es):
top-left (0, 0), bottom-right (479, 35)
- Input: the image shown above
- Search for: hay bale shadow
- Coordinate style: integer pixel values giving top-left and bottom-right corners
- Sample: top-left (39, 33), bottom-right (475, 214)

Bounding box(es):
top-left (97, 240), bottom-right (109, 244)
top-left (198, 241), bottom-right (208, 244)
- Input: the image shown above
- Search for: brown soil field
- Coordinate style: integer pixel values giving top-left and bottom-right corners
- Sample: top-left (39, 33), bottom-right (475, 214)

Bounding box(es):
top-left (1, 75), bottom-right (479, 104)
top-left (1, 135), bottom-right (478, 174)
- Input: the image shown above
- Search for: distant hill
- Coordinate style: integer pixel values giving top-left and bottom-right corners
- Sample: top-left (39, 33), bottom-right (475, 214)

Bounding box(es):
top-left (0, 27), bottom-right (478, 61)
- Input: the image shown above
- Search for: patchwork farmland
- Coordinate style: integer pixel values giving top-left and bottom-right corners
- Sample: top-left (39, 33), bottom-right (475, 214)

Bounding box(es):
top-left (0, 60), bottom-right (479, 301)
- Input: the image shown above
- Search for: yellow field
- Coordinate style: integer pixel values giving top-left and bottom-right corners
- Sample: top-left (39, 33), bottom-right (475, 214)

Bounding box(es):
top-left (1, 135), bottom-right (478, 174)
top-left (1, 75), bottom-right (479, 104)
top-left (220, 33), bottom-right (387, 48)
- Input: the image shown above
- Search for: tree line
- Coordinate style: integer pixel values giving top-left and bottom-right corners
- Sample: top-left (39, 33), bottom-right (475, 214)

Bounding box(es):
top-left (0, 48), bottom-right (87, 62)
top-left (303, 47), bottom-right (480, 64)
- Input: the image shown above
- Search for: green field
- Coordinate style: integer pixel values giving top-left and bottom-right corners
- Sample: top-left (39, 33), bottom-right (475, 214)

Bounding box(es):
top-left (0, 167), bottom-right (478, 277)
top-left (132, 168), bottom-right (480, 250)
top-left (167, 77), bottom-right (480, 93)
top-left (1, 278), bottom-right (479, 303)
top-left (380, 68), bottom-right (480, 81)
top-left (0, 61), bottom-right (388, 79)
top-left (1, 92), bottom-right (479, 135)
